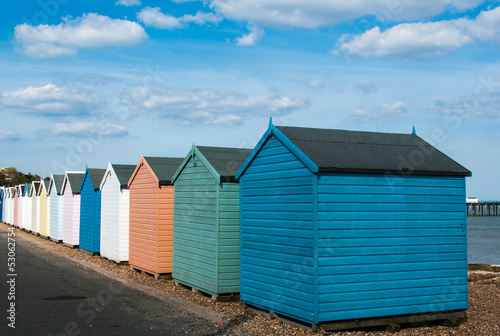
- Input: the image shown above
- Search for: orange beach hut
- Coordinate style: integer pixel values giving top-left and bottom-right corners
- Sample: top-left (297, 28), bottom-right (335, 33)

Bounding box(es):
top-left (127, 156), bottom-right (183, 276)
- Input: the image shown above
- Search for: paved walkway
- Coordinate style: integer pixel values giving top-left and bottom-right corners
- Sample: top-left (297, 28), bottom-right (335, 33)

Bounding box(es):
top-left (0, 225), bottom-right (220, 336)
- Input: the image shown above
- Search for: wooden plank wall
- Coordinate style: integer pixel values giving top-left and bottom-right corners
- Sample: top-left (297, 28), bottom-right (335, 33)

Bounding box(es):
top-left (101, 172), bottom-right (123, 262)
top-left (239, 135), bottom-right (316, 323)
top-left (39, 190), bottom-right (49, 236)
top-left (316, 173), bottom-right (468, 322)
top-left (80, 176), bottom-right (102, 253)
top-left (129, 164), bottom-right (159, 274)
top-left (49, 185), bottom-right (61, 240)
top-left (218, 182), bottom-right (241, 293)
top-left (173, 154), bottom-right (219, 294)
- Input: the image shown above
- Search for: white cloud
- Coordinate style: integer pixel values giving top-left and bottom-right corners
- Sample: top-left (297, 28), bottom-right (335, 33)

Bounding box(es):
top-left (236, 24), bottom-right (265, 46)
top-left (207, 0), bottom-right (483, 29)
top-left (353, 80), bottom-right (378, 94)
top-left (428, 93), bottom-right (500, 117)
top-left (137, 7), bottom-right (221, 30)
top-left (333, 6), bottom-right (500, 59)
top-left (52, 122), bottom-right (128, 137)
top-left (116, 0), bottom-right (141, 6)
top-left (0, 131), bottom-right (20, 141)
top-left (333, 19), bottom-right (473, 59)
top-left (14, 13), bottom-right (147, 58)
top-left (0, 84), bottom-right (103, 116)
top-left (351, 101), bottom-right (408, 121)
top-left (469, 6), bottom-right (500, 43)
top-left (120, 87), bottom-right (308, 126)
top-left (298, 76), bottom-right (325, 89)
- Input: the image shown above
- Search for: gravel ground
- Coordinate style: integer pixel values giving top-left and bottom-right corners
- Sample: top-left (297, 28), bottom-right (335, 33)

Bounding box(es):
top-left (4, 223), bottom-right (500, 336)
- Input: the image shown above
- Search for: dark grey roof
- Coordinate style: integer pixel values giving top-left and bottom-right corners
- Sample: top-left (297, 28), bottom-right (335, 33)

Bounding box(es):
top-left (87, 168), bottom-right (107, 190)
top-left (198, 146), bottom-right (253, 181)
top-left (32, 182), bottom-right (41, 194)
top-left (112, 164), bottom-right (137, 188)
top-left (67, 173), bottom-right (85, 194)
top-left (43, 180), bottom-right (50, 194)
top-left (276, 126), bottom-right (470, 176)
top-left (52, 175), bottom-right (65, 194)
top-left (144, 157), bottom-right (184, 185)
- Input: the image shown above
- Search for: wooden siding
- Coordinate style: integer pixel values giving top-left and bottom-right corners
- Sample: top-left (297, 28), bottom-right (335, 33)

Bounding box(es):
top-left (32, 194), bottom-right (40, 233)
top-left (173, 154), bottom-right (219, 295)
top-left (101, 171), bottom-right (130, 263)
top-left (63, 183), bottom-right (81, 246)
top-left (14, 192), bottom-right (19, 227)
top-left (157, 185), bottom-right (174, 273)
top-left (24, 195), bottom-right (32, 231)
top-left (49, 184), bottom-right (63, 240)
top-left (218, 182), bottom-right (240, 293)
top-left (239, 135), bottom-right (316, 322)
top-left (79, 174), bottom-right (102, 253)
top-left (39, 191), bottom-right (50, 237)
top-left (316, 173), bottom-right (468, 322)
top-left (129, 163), bottom-right (164, 274)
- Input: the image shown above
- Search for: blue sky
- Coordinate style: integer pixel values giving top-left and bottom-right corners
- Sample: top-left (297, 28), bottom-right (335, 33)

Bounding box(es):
top-left (0, 0), bottom-right (499, 199)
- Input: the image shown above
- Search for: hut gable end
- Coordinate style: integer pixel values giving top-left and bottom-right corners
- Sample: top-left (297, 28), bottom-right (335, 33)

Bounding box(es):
top-left (239, 134), bottom-right (316, 322)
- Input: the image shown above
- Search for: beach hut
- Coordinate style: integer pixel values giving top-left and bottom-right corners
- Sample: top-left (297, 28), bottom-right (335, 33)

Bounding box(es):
top-left (49, 174), bottom-right (65, 242)
top-left (13, 186), bottom-right (20, 227)
top-left (171, 145), bottom-right (252, 298)
top-left (100, 163), bottom-right (136, 263)
top-left (9, 187), bottom-right (15, 225)
top-left (127, 156), bottom-right (184, 276)
top-left (235, 122), bottom-right (471, 329)
top-left (39, 179), bottom-right (51, 238)
top-left (17, 185), bottom-right (24, 228)
top-left (0, 188), bottom-right (3, 223)
top-left (62, 171), bottom-right (85, 247)
top-left (79, 167), bottom-right (106, 254)
top-left (30, 181), bottom-right (41, 234)
top-left (21, 184), bottom-right (31, 230)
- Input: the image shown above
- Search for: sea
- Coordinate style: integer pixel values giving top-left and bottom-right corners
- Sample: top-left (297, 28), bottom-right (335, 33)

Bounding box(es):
top-left (468, 216), bottom-right (500, 265)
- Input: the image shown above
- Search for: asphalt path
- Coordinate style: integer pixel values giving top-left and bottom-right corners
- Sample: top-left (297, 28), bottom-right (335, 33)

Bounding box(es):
top-left (0, 225), bottom-right (221, 336)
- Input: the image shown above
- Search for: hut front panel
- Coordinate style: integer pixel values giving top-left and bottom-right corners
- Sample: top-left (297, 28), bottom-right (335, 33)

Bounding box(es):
top-left (24, 196), bottom-right (32, 231)
top-left (10, 193), bottom-right (15, 225)
top-left (32, 195), bottom-right (40, 233)
top-left (80, 176), bottom-right (102, 253)
top-left (317, 173), bottom-right (468, 322)
top-left (101, 172), bottom-right (130, 262)
top-left (63, 183), bottom-right (80, 246)
top-left (173, 155), bottom-right (219, 294)
top-left (129, 164), bottom-right (159, 273)
top-left (239, 135), bottom-right (316, 323)
top-left (39, 192), bottom-right (50, 236)
top-left (50, 186), bottom-right (63, 240)
top-left (157, 185), bottom-right (174, 273)
top-left (217, 182), bottom-right (241, 293)
top-left (63, 183), bottom-right (74, 243)
top-left (14, 194), bottom-right (19, 227)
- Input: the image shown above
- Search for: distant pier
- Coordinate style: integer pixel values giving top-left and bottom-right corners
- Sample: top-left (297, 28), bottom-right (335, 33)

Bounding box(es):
top-left (467, 202), bottom-right (500, 216)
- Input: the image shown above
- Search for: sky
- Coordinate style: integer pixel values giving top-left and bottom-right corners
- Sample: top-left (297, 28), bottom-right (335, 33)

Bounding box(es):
top-left (0, 0), bottom-right (499, 200)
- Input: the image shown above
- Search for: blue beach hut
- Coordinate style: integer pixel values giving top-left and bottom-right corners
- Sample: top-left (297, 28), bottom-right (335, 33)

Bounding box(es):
top-left (236, 121), bottom-right (471, 330)
top-left (79, 167), bottom-right (106, 254)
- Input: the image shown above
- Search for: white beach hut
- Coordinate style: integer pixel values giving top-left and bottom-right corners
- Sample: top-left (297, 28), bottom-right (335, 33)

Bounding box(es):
top-left (30, 181), bottom-right (41, 234)
top-left (22, 184), bottom-right (32, 231)
top-left (49, 174), bottom-right (65, 242)
top-left (99, 163), bottom-right (136, 263)
top-left (62, 171), bottom-right (85, 247)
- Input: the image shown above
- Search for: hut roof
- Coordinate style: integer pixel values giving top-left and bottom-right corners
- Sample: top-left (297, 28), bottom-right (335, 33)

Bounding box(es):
top-left (276, 126), bottom-right (470, 176)
top-left (51, 174), bottom-right (65, 194)
top-left (65, 172), bottom-right (85, 194)
top-left (143, 157), bottom-right (184, 185)
top-left (86, 168), bottom-right (107, 190)
top-left (197, 146), bottom-right (253, 179)
top-left (112, 164), bottom-right (137, 188)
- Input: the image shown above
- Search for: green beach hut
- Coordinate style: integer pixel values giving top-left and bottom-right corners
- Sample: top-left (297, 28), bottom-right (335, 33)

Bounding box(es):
top-left (171, 145), bottom-right (252, 299)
